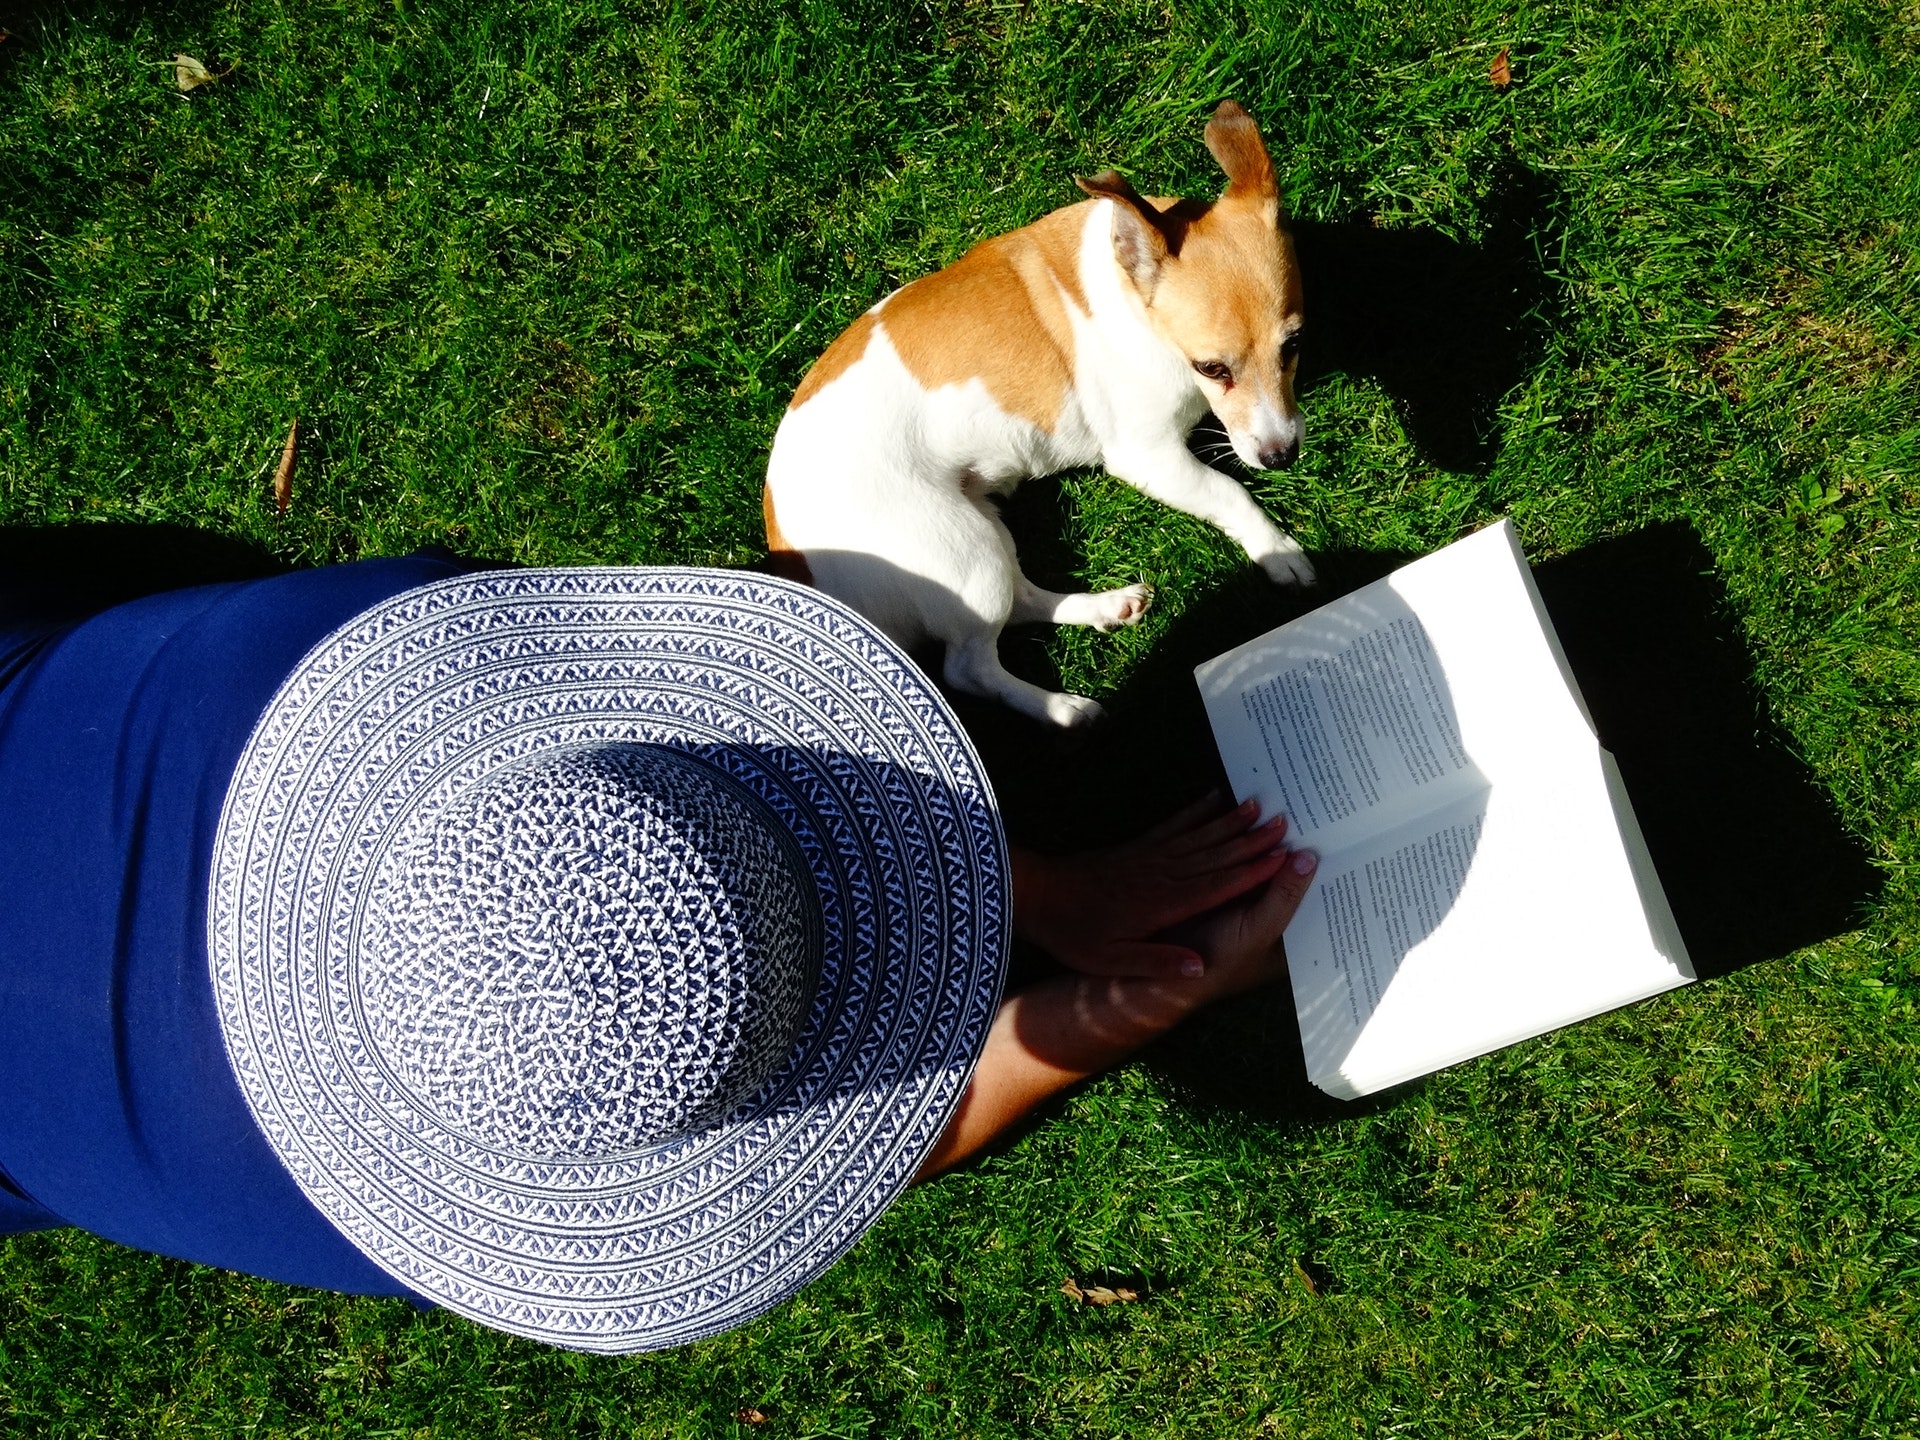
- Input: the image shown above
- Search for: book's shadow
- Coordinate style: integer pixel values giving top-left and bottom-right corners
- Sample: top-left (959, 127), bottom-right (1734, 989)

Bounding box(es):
top-left (1532, 526), bottom-right (1881, 979)
top-left (952, 521), bottom-right (1881, 1123)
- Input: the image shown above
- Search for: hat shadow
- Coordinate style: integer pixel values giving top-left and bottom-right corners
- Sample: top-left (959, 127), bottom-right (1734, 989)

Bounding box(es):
top-left (952, 518), bottom-right (1881, 1125)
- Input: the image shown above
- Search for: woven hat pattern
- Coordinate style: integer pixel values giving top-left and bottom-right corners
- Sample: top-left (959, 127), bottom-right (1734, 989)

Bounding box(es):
top-left (208, 569), bottom-right (1007, 1351)
top-left (360, 743), bottom-right (819, 1159)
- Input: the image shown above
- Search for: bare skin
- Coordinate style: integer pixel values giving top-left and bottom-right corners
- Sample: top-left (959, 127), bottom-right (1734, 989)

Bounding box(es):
top-left (918, 795), bottom-right (1318, 1180)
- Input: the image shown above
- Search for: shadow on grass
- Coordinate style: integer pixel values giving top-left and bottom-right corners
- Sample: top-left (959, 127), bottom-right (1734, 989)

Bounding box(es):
top-left (959, 519), bottom-right (1881, 1126)
top-left (0, 522), bottom-right (288, 624)
top-left (1288, 161), bottom-right (1569, 473)
top-left (1531, 523), bottom-right (1882, 979)
top-left (0, 0), bottom-right (224, 43)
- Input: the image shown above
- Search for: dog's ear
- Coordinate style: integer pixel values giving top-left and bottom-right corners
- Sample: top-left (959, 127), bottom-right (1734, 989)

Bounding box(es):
top-left (1076, 169), bottom-right (1181, 297)
top-left (1205, 100), bottom-right (1280, 215)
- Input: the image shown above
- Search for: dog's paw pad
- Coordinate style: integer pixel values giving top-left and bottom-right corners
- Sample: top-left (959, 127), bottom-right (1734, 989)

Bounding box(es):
top-left (1044, 692), bottom-right (1107, 729)
top-left (1094, 583), bottom-right (1154, 631)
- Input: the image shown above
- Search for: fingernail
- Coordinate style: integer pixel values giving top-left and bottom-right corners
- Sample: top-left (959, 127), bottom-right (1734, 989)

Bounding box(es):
top-left (1181, 957), bottom-right (1205, 978)
top-left (1290, 850), bottom-right (1318, 875)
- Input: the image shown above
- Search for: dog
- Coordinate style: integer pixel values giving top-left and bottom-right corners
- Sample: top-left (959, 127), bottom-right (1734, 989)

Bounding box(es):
top-left (763, 101), bottom-right (1315, 728)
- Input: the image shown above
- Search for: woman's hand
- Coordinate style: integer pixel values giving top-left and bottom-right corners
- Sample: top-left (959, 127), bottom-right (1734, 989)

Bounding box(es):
top-left (1012, 792), bottom-right (1293, 979)
top-left (916, 843), bottom-right (1318, 1181)
top-left (1163, 848), bottom-right (1319, 1005)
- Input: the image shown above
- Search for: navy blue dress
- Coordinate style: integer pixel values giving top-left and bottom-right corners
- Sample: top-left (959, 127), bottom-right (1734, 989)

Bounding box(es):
top-left (0, 555), bottom-right (475, 1293)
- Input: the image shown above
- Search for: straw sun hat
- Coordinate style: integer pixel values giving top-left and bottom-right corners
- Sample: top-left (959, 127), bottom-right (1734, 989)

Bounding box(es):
top-left (206, 567), bottom-right (1007, 1352)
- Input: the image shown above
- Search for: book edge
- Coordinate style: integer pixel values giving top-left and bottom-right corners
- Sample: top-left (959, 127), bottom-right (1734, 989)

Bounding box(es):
top-left (1321, 967), bottom-right (1695, 1098)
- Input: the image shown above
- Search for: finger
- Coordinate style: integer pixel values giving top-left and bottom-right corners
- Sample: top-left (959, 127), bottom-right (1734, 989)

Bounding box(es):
top-left (1154, 848), bottom-right (1294, 923)
top-left (1062, 940), bottom-right (1206, 980)
top-left (1170, 813), bottom-right (1290, 877)
top-left (1133, 789), bottom-right (1237, 847)
top-left (1126, 847), bottom-right (1292, 936)
top-left (1248, 849), bottom-right (1319, 938)
top-left (1160, 795), bottom-right (1269, 857)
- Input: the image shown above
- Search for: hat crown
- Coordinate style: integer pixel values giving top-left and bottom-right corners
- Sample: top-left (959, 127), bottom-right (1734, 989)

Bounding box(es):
top-left (360, 743), bottom-right (818, 1160)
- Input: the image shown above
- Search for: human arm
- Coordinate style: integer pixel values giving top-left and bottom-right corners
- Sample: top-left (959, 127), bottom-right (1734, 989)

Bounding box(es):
top-left (915, 847), bottom-right (1317, 1180)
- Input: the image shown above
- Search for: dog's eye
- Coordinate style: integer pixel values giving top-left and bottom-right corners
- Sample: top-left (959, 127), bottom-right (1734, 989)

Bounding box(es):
top-left (1280, 335), bottom-right (1302, 364)
top-left (1193, 360), bottom-right (1233, 384)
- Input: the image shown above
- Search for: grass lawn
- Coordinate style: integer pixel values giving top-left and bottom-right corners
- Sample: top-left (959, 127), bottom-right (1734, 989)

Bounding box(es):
top-left (3, 0), bottom-right (1919, 1433)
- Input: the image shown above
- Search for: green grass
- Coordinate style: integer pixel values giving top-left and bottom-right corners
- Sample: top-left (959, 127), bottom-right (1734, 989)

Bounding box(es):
top-left (3, 0), bottom-right (1919, 1434)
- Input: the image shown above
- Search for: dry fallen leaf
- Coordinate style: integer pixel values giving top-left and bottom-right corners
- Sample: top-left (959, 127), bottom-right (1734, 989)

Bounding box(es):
top-left (735, 1408), bottom-right (768, 1426)
top-left (273, 420), bottom-right (298, 515)
top-left (174, 53), bottom-right (217, 90)
top-left (1292, 1258), bottom-right (1320, 1297)
top-left (1489, 48), bottom-right (1513, 89)
top-left (1061, 1277), bottom-right (1139, 1306)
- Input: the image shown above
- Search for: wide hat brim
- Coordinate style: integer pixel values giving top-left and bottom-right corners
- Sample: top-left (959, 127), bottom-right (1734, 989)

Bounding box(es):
top-left (208, 568), bottom-right (1008, 1352)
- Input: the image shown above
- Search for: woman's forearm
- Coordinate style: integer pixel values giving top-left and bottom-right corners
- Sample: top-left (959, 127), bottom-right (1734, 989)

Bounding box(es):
top-left (916, 854), bottom-right (1317, 1182)
top-left (913, 971), bottom-right (1206, 1180)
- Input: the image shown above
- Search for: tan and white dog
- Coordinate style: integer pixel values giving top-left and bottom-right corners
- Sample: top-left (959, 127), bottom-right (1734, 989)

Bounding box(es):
top-left (764, 101), bottom-right (1315, 727)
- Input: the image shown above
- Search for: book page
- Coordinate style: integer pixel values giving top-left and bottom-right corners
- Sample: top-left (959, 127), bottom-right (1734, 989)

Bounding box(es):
top-left (1196, 591), bottom-right (1483, 854)
top-left (1199, 524), bottom-right (1600, 851)
top-left (1295, 791), bottom-right (1489, 1071)
top-left (1289, 748), bottom-right (1692, 1098)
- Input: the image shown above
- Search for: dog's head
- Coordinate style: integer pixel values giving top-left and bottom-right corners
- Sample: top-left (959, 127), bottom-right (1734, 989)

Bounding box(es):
top-left (1078, 102), bottom-right (1303, 471)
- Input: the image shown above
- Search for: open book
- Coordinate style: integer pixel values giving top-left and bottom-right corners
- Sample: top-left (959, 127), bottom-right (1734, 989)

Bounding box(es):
top-left (1195, 521), bottom-right (1693, 1098)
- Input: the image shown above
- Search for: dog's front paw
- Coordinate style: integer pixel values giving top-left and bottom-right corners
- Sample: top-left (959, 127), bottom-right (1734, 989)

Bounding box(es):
top-left (1257, 544), bottom-right (1317, 588)
top-left (1044, 692), bottom-right (1108, 729)
top-left (1092, 582), bottom-right (1154, 632)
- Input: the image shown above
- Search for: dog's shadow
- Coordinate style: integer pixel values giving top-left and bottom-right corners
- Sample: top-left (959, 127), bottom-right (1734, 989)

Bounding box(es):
top-left (1214, 160), bottom-right (1567, 475)
top-left (952, 521), bottom-right (1882, 1125)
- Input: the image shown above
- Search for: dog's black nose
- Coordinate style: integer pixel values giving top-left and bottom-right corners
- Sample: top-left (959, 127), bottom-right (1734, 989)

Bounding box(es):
top-left (1258, 441), bottom-right (1298, 470)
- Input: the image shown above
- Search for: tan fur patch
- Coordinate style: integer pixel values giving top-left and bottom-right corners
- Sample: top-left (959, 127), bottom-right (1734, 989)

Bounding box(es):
top-left (1204, 100), bottom-right (1279, 203)
top-left (762, 481), bottom-right (814, 585)
top-left (1142, 191), bottom-right (1304, 433)
top-left (870, 203), bottom-right (1092, 433)
top-left (789, 309), bottom-right (878, 411)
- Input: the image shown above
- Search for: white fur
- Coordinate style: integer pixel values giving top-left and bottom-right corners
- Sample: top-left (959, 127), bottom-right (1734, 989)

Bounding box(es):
top-left (766, 201), bottom-right (1312, 729)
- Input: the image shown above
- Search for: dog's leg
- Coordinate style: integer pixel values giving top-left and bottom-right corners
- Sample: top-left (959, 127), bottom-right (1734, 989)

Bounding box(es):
top-left (943, 633), bottom-right (1106, 729)
top-left (1106, 443), bottom-right (1316, 586)
top-left (881, 485), bottom-right (1109, 729)
top-left (1010, 576), bottom-right (1153, 632)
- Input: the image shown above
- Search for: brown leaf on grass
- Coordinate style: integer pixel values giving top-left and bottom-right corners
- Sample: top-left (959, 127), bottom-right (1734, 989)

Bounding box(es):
top-left (1061, 1277), bottom-right (1139, 1306)
top-left (735, 1408), bottom-right (768, 1426)
top-left (175, 54), bottom-right (215, 90)
top-left (1292, 1258), bottom-right (1320, 1297)
top-left (273, 420), bottom-right (297, 514)
top-left (1489, 48), bottom-right (1513, 89)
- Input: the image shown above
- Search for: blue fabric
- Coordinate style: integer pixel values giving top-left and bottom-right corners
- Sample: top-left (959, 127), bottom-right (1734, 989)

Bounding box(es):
top-left (0, 556), bottom-right (472, 1290)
